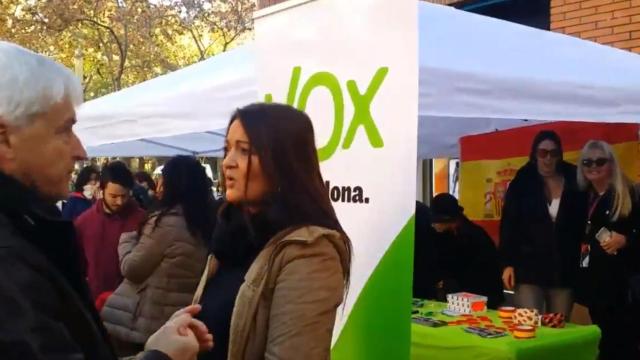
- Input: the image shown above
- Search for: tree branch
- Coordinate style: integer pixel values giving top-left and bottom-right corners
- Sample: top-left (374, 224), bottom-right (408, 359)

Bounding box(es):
top-left (74, 17), bottom-right (125, 90)
top-left (187, 26), bottom-right (205, 60)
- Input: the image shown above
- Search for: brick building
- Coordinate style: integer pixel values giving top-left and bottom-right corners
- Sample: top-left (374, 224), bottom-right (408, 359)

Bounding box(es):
top-left (551, 0), bottom-right (640, 52)
top-left (258, 0), bottom-right (640, 53)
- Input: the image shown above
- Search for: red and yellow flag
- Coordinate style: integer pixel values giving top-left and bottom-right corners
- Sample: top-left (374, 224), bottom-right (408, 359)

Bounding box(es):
top-left (459, 121), bottom-right (639, 243)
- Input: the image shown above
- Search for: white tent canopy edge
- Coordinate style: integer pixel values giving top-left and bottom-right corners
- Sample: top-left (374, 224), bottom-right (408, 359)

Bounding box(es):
top-left (77, 2), bottom-right (640, 159)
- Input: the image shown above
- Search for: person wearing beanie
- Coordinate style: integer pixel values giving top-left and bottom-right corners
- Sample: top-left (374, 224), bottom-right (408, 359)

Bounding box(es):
top-left (413, 201), bottom-right (440, 300)
top-left (431, 193), bottom-right (504, 308)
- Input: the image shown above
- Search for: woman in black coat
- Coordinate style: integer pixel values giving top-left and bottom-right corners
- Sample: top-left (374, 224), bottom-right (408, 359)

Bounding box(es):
top-left (499, 130), bottom-right (584, 317)
top-left (575, 140), bottom-right (638, 360)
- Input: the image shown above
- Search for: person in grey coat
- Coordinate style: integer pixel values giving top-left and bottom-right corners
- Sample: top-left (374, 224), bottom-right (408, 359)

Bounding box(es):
top-left (102, 156), bottom-right (213, 355)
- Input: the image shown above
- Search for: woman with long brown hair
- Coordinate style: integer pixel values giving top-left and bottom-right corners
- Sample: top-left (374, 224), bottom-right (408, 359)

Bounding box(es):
top-left (194, 103), bottom-right (352, 360)
top-left (500, 130), bottom-right (584, 317)
top-left (101, 156), bottom-right (213, 355)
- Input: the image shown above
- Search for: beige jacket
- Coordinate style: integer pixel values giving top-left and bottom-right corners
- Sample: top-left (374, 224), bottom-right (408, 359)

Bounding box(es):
top-left (102, 207), bottom-right (208, 344)
top-left (194, 226), bottom-right (349, 360)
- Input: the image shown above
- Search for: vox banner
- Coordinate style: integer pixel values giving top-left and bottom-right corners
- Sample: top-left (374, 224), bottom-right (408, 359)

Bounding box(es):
top-left (254, 0), bottom-right (419, 358)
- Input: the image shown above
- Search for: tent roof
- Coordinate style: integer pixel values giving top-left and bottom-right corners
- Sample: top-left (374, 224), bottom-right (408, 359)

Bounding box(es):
top-left (419, 3), bottom-right (640, 123)
top-left (77, 45), bottom-right (255, 156)
top-left (78, 2), bottom-right (640, 159)
top-left (83, 131), bottom-right (225, 157)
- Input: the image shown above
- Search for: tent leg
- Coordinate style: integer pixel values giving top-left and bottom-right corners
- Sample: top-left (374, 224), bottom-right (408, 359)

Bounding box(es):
top-left (416, 159), bottom-right (432, 205)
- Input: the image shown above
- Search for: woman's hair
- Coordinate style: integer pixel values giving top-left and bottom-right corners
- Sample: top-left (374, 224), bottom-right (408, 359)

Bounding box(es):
top-left (143, 156), bottom-right (215, 240)
top-left (577, 140), bottom-right (632, 220)
top-left (134, 171), bottom-right (156, 191)
top-left (225, 102), bottom-right (352, 284)
top-left (73, 165), bottom-right (99, 192)
top-left (529, 130), bottom-right (564, 167)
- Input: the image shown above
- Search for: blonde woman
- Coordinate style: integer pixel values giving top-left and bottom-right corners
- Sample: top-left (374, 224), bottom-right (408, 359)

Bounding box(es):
top-left (576, 140), bottom-right (638, 360)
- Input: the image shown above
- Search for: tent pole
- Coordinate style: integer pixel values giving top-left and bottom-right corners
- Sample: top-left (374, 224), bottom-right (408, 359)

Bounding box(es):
top-left (424, 159), bottom-right (433, 206)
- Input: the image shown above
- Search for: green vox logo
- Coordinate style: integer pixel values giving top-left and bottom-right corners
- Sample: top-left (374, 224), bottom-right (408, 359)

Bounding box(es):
top-left (264, 66), bottom-right (388, 162)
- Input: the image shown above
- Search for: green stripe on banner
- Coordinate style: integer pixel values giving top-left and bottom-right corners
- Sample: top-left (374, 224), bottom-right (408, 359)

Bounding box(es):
top-left (332, 216), bottom-right (415, 359)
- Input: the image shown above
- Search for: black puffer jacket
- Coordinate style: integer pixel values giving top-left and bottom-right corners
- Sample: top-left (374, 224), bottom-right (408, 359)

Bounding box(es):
top-left (413, 201), bottom-right (440, 300)
top-left (499, 161), bottom-right (584, 288)
top-left (435, 217), bottom-right (505, 308)
top-left (575, 187), bottom-right (639, 307)
top-left (0, 172), bottom-right (169, 360)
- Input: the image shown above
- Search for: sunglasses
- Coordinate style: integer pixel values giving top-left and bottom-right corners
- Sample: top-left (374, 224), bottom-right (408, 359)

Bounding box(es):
top-left (581, 158), bottom-right (609, 168)
top-left (536, 148), bottom-right (562, 159)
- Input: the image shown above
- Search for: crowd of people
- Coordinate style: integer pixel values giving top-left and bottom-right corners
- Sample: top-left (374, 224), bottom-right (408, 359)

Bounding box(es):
top-left (2, 36), bottom-right (639, 360)
top-left (414, 131), bottom-right (640, 359)
top-left (0, 41), bottom-right (350, 360)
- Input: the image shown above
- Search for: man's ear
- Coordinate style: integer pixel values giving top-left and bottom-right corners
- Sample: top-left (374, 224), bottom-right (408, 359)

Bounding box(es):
top-left (0, 119), bottom-right (15, 161)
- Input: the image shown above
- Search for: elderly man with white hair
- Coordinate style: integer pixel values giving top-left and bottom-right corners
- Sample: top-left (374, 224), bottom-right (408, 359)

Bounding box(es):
top-left (0, 42), bottom-right (213, 360)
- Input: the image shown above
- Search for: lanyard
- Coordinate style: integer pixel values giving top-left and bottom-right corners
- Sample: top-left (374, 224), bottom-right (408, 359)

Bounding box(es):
top-left (588, 193), bottom-right (602, 220)
top-left (585, 193), bottom-right (603, 237)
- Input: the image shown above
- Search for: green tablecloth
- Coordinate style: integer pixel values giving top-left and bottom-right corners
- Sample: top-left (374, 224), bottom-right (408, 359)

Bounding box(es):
top-left (411, 301), bottom-right (601, 360)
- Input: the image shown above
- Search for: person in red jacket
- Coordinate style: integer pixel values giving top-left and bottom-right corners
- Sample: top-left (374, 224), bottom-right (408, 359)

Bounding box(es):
top-left (75, 161), bottom-right (146, 300)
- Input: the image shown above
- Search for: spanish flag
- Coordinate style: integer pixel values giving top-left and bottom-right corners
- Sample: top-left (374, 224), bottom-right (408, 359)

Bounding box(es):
top-left (459, 121), bottom-right (639, 244)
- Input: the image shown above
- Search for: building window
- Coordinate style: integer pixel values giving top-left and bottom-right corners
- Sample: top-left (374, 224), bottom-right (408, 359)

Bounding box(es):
top-left (455, 0), bottom-right (550, 30)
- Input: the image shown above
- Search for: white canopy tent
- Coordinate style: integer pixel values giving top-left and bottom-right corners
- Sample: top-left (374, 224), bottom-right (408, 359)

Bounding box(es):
top-left (77, 2), bottom-right (640, 159)
top-left (77, 44), bottom-right (255, 158)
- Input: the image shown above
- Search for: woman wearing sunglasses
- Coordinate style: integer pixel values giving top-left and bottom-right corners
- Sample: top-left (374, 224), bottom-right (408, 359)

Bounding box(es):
top-left (500, 130), bottom-right (584, 317)
top-left (575, 140), bottom-right (638, 360)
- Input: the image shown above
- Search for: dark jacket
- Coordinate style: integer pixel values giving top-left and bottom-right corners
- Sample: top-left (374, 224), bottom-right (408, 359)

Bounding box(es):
top-left (0, 171), bottom-right (169, 360)
top-left (413, 201), bottom-right (440, 300)
top-left (62, 192), bottom-right (93, 220)
top-left (75, 199), bottom-right (146, 299)
top-left (133, 184), bottom-right (154, 210)
top-left (434, 217), bottom-right (505, 308)
top-left (575, 187), bottom-right (639, 307)
top-left (499, 161), bottom-right (584, 288)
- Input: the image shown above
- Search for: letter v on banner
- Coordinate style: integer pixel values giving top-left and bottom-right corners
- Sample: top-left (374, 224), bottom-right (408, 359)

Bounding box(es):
top-left (265, 65), bottom-right (386, 161)
top-left (254, 0), bottom-right (418, 359)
